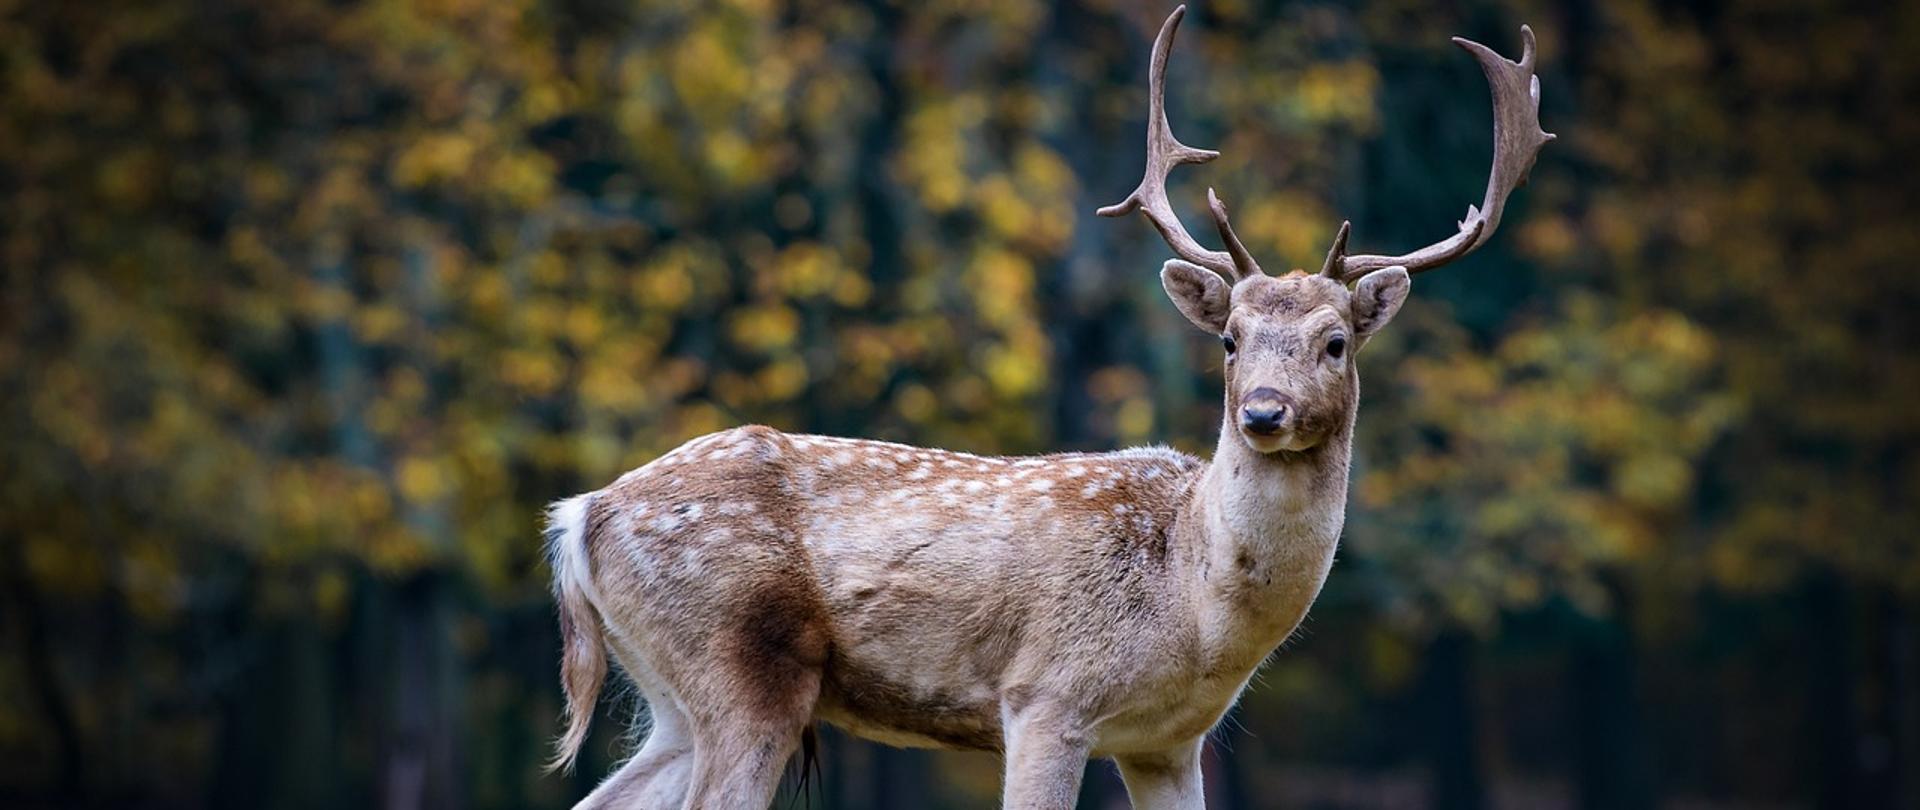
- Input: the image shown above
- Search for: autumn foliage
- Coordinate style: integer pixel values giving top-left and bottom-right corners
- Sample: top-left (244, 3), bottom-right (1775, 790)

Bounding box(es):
top-left (0, 0), bottom-right (1914, 807)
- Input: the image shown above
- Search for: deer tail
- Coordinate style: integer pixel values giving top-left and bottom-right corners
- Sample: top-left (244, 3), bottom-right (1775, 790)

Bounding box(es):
top-left (544, 493), bottom-right (606, 774)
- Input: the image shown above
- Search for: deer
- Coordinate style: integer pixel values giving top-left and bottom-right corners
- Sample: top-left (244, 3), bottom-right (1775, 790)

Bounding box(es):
top-left (543, 5), bottom-right (1552, 808)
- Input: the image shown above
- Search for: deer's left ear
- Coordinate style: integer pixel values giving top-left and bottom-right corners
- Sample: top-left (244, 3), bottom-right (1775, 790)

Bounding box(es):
top-left (1351, 266), bottom-right (1410, 338)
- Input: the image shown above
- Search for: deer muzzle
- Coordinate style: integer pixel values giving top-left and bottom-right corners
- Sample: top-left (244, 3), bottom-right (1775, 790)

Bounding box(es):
top-left (1239, 387), bottom-right (1295, 436)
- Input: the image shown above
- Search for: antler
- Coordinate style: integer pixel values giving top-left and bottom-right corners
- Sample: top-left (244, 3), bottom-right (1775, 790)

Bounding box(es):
top-left (1325, 25), bottom-right (1555, 283)
top-left (1098, 5), bottom-right (1262, 283)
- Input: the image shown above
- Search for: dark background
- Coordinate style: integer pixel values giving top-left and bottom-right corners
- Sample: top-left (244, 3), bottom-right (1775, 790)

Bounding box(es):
top-left (1, 0), bottom-right (1915, 807)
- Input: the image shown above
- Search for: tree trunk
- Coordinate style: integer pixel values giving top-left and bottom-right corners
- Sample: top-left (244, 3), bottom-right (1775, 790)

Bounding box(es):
top-left (1422, 629), bottom-right (1485, 810)
top-left (1568, 588), bottom-right (1652, 810)
top-left (1077, 758), bottom-right (1122, 809)
top-left (382, 574), bottom-right (461, 810)
top-left (269, 613), bottom-right (338, 810)
top-left (2, 533), bottom-right (85, 804)
top-left (1805, 572), bottom-right (1856, 809)
top-left (1204, 715), bottom-right (1250, 809)
top-left (1892, 595), bottom-right (1919, 810)
top-left (867, 743), bottom-right (930, 809)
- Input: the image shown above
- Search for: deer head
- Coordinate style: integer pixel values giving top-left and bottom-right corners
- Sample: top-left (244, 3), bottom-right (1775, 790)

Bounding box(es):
top-left (1099, 5), bottom-right (1554, 454)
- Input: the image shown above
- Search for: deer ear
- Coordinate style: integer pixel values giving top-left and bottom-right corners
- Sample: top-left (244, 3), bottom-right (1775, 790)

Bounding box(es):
top-left (1351, 266), bottom-right (1411, 338)
top-left (1161, 259), bottom-right (1231, 335)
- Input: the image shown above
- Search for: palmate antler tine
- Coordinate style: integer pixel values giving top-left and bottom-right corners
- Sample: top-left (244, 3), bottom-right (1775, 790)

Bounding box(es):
top-left (1097, 5), bottom-right (1259, 283)
top-left (1335, 25), bottom-right (1556, 283)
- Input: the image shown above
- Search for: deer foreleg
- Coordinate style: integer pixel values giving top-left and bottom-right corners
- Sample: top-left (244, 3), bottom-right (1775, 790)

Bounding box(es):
top-left (1116, 739), bottom-right (1207, 810)
top-left (1000, 704), bottom-right (1093, 810)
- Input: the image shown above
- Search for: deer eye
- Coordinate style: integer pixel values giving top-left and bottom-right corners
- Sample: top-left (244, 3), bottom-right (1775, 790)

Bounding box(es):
top-left (1222, 335), bottom-right (1237, 355)
top-left (1326, 334), bottom-right (1347, 359)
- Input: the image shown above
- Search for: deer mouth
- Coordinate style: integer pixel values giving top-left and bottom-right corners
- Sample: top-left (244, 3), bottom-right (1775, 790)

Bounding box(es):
top-left (1239, 424), bottom-right (1323, 454)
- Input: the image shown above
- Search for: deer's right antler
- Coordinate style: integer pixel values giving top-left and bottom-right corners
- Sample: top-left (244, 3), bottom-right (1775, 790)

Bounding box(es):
top-left (1097, 5), bottom-right (1262, 284)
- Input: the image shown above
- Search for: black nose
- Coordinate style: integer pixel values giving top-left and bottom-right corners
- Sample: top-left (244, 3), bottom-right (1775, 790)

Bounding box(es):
top-left (1240, 387), bottom-right (1294, 435)
top-left (1242, 405), bottom-right (1287, 435)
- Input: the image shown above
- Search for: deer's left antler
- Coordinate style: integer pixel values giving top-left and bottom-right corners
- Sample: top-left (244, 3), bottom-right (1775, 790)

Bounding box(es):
top-left (1325, 25), bottom-right (1555, 283)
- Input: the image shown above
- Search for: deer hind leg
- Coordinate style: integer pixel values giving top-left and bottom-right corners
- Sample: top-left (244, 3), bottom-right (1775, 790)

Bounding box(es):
top-left (572, 693), bottom-right (693, 809)
top-left (675, 583), bottom-right (827, 809)
top-left (570, 649), bottom-right (696, 809)
top-left (678, 673), bottom-right (819, 810)
top-left (595, 546), bottom-right (827, 806)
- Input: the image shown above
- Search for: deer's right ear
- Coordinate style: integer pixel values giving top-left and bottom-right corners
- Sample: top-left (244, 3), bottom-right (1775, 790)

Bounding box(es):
top-left (1161, 259), bottom-right (1231, 335)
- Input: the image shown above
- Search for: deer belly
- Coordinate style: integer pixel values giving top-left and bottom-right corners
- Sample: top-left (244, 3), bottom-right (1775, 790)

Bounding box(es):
top-left (813, 599), bottom-right (1012, 751)
top-left (806, 531), bottom-right (1025, 751)
top-left (815, 661), bottom-right (1005, 751)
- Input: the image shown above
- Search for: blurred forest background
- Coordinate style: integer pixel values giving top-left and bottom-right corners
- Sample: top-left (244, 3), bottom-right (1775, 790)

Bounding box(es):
top-left (2, 0), bottom-right (1916, 807)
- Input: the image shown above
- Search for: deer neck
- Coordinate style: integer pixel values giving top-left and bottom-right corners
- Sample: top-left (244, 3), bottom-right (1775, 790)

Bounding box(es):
top-left (1182, 408), bottom-right (1355, 668)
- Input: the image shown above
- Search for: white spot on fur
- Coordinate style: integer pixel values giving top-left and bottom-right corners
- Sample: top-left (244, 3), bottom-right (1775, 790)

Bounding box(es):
top-left (1028, 479), bottom-right (1054, 493)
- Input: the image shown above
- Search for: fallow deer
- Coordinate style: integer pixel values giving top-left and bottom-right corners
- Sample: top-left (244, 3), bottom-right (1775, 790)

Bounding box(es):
top-left (544, 5), bottom-right (1552, 807)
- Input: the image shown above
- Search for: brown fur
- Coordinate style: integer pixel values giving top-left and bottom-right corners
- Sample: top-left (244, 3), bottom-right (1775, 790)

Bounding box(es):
top-left (542, 266), bottom-right (1412, 809)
